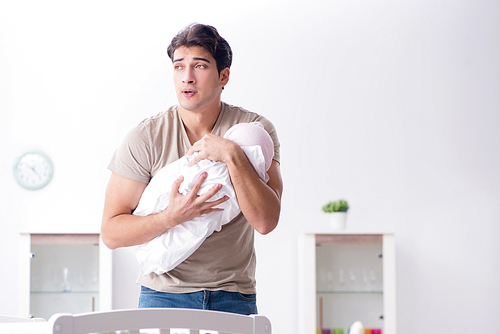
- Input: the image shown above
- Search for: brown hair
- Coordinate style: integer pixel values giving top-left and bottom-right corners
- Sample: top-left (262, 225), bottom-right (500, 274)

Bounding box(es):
top-left (167, 23), bottom-right (232, 74)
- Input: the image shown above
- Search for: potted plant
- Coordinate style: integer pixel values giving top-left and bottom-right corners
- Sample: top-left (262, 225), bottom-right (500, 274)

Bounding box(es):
top-left (322, 199), bottom-right (349, 230)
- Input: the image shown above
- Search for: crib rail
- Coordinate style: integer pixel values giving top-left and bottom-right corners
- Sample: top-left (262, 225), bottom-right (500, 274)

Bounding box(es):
top-left (0, 309), bottom-right (272, 334)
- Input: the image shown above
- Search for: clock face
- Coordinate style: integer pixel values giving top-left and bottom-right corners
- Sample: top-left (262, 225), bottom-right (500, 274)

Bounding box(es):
top-left (13, 151), bottom-right (54, 190)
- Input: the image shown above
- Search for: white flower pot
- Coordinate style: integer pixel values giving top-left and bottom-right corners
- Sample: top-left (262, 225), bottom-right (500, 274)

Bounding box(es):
top-left (329, 212), bottom-right (347, 230)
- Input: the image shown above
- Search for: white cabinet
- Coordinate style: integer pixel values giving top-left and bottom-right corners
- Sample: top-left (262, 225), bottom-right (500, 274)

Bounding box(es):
top-left (18, 233), bottom-right (112, 319)
top-left (299, 232), bottom-right (396, 334)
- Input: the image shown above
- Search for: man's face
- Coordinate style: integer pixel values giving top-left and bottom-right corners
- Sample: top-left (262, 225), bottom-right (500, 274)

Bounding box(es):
top-left (172, 45), bottom-right (229, 113)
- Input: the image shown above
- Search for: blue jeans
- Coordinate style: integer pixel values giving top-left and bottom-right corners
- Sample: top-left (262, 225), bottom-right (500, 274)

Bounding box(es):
top-left (138, 286), bottom-right (258, 316)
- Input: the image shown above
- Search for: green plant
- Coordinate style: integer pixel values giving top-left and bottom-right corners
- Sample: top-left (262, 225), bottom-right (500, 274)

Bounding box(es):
top-left (322, 199), bottom-right (349, 213)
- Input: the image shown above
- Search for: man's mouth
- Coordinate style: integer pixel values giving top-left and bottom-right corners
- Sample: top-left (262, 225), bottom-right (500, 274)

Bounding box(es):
top-left (182, 89), bottom-right (196, 96)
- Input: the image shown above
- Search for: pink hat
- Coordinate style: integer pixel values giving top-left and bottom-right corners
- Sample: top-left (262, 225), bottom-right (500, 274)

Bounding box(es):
top-left (224, 122), bottom-right (274, 171)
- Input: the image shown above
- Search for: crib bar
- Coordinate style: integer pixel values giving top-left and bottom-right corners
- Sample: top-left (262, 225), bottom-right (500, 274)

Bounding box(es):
top-left (0, 322), bottom-right (48, 334)
top-left (44, 309), bottom-right (271, 334)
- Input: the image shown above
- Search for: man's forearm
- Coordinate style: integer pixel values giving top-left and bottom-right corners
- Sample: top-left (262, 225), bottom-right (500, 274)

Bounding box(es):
top-left (226, 149), bottom-right (282, 235)
top-left (101, 211), bottom-right (172, 249)
top-left (101, 172), bottom-right (229, 249)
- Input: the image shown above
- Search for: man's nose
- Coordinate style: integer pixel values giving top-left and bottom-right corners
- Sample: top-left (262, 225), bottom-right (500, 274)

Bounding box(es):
top-left (182, 68), bottom-right (195, 84)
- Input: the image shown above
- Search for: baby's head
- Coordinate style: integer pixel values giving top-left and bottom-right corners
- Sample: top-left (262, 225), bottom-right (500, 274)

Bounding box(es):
top-left (223, 122), bottom-right (274, 171)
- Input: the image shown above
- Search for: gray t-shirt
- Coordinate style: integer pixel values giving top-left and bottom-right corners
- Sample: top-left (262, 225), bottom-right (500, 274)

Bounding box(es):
top-left (108, 102), bottom-right (280, 294)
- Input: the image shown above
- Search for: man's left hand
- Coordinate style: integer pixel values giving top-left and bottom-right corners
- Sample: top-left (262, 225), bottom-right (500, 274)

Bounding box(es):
top-left (186, 134), bottom-right (240, 167)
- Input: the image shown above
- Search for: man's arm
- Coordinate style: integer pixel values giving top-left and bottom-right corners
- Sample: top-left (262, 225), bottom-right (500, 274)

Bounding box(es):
top-left (101, 172), bottom-right (229, 249)
top-left (228, 156), bottom-right (282, 235)
top-left (187, 134), bottom-right (283, 235)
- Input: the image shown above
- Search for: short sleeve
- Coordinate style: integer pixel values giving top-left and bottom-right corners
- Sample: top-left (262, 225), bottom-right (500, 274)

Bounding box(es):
top-left (107, 125), bottom-right (152, 184)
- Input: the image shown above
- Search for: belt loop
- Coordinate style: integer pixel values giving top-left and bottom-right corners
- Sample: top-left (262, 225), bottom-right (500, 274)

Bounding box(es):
top-left (202, 290), bottom-right (209, 310)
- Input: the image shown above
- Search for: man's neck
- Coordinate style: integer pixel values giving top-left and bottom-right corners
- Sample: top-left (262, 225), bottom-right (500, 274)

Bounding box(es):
top-left (180, 103), bottom-right (222, 145)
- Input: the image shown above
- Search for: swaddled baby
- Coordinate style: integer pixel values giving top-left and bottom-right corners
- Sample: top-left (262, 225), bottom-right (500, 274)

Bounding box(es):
top-left (134, 122), bottom-right (274, 276)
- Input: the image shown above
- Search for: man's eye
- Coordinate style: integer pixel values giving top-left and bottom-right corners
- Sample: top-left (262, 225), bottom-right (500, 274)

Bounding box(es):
top-left (196, 64), bottom-right (207, 69)
top-left (174, 65), bottom-right (183, 70)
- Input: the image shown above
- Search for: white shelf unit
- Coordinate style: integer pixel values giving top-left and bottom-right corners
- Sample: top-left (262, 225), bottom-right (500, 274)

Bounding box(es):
top-left (18, 233), bottom-right (112, 319)
top-left (298, 232), bottom-right (396, 334)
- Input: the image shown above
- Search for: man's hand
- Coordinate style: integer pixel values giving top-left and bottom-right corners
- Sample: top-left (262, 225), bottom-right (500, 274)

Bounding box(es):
top-left (186, 133), bottom-right (238, 167)
top-left (101, 171), bottom-right (228, 249)
top-left (186, 132), bottom-right (282, 235)
top-left (161, 172), bottom-right (229, 226)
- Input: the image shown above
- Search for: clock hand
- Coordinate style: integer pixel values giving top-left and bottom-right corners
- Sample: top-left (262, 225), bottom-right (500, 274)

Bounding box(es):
top-left (27, 165), bottom-right (42, 180)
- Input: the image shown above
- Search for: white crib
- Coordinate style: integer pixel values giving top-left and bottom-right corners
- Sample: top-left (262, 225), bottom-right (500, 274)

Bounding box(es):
top-left (0, 308), bottom-right (271, 334)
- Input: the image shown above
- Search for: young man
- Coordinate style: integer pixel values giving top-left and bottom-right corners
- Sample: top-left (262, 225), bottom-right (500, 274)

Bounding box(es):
top-left (101, 24), bottom-right (282, 315)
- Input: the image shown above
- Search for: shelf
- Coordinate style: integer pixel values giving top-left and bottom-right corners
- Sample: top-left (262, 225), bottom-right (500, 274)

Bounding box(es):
top-left (317, 290), bottom-right (383, 295)
top-left (316, 234), bottom-right (383, 245)
top-left (30, 291), bottom-right (99, 294)
top-left (299, 232), bottom-right (396, 334)
top-left (18, 232), bottom-right (112, 320)
top-left (31, 234), bottom-right (100, 245)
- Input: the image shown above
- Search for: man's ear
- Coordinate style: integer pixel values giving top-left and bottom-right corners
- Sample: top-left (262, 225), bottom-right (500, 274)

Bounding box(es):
top-left (220, 68), bottom-right (230, 88)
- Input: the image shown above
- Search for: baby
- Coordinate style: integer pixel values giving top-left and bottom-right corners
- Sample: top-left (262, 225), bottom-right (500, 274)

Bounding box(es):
top-left (134, 122), bottom-right (274, 276)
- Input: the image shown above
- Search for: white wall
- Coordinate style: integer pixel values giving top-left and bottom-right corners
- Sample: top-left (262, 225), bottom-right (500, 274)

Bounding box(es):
top-left (1, 0), bottom-right (499, 333)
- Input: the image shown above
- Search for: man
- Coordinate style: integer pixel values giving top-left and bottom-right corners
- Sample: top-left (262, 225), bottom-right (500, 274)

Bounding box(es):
top-left (101, 23), bottom-right (282, 315)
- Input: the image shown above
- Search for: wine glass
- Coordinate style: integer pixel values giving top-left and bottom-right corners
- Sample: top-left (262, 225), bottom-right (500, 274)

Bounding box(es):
top-left (61, 267), bottom-right (71, 292)
top-left (338, 268), bottom-right (346, 291)
top-left (369, 270), bottom-right (378, 291)
top-left (348, 270), bottom-right (356, 291)
top-left (77, 268), bottom-right (86, 288)
top-left (362, 268), bottom-right (370, 291)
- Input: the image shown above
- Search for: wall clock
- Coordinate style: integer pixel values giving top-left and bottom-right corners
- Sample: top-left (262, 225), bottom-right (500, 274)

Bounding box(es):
top-left (13, 151), bottom-right (54, 190)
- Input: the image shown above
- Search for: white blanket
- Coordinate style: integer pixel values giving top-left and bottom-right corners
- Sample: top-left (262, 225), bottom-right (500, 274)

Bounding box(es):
top-left (134, 146), bottom-right (267, 276)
